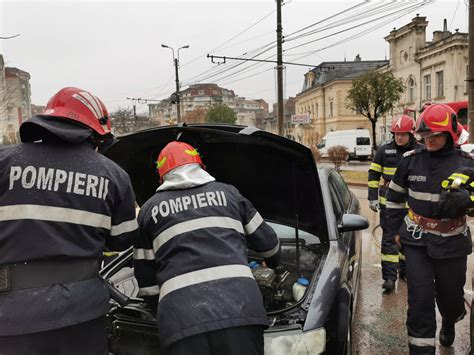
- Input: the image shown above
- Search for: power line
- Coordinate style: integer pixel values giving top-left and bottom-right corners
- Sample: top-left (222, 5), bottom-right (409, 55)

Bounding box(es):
top-left (180, 8), bottom-right (277, 68)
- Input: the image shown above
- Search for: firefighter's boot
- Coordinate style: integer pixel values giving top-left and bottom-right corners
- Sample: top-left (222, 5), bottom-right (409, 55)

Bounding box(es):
top-left (439, 320), bottom-right (455, 347)
top-left (382, 279), bottom-right (395, 292)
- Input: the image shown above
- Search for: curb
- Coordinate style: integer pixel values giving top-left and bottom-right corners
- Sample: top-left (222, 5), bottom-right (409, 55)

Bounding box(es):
top-left (346, 182), bottom-right (367, 188)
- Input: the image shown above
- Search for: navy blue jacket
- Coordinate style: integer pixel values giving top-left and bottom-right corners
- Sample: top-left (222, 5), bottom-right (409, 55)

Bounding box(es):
top-left (0, 141), bottom-right (138, 335)
top-left (134, 181), bottom-right (280, 348)
top-left (385, 146), bottom-right (474, 259)
top-left (368, 139), bottom-right (422, 205)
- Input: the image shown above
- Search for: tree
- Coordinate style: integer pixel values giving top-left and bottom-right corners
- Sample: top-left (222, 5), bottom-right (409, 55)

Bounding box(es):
top-left (205, 104), bottom-right (237, 124)
top-left (346, 70), bottom-right (404, 152)
top-left (327, 145), bottom-right (348, 172)
top-left (183, 107), bottom-right (207, 124)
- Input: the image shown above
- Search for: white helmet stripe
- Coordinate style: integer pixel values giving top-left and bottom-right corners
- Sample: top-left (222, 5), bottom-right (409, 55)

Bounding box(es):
top-left (78, 91), bottom-right (103, 119)
top-left (72, 93), bottom-right (100, 120)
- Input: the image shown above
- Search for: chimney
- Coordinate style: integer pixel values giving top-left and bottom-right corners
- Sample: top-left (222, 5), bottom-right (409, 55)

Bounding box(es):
top-left (354, 54), bottom-right (361, 62)
top-left (443, 18), bottom-right (447, 32)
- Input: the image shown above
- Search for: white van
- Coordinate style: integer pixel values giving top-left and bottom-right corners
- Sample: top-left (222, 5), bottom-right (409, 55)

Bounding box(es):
top-left (317, 129), bottom-right (372, 160)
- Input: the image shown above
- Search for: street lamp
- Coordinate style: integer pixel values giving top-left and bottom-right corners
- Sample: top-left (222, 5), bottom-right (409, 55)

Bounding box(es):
top-left (161, 44), bottom-right (190, 123)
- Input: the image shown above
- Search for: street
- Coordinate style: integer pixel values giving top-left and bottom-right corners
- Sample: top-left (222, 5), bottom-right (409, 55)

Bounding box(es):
top-left (351, 186), bottom-right (472, 354)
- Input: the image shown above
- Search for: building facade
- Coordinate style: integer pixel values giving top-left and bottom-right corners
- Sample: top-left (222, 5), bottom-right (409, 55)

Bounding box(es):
top-left (0, 55), bottom-right (32, 144)
top-left (148, 83), bottom-right (268, 126)
top-left (381, 15), bottom-right (468, 142)
top-left (294, 57), bottom-right (388, 147)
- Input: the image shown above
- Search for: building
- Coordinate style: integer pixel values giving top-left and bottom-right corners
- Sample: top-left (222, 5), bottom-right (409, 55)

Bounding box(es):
top-left (294, 56), bottom-right (388, 147)
top-left (381, 15), bottom-right (468, 142)
top-left (258, 97), bottom-right (296, 138)
top-left (149, 83), bottom-right (268, 126)
top-left (0, 56), bottom-right (32, 144)
top-left (31, 104), bottom-right (45, 116)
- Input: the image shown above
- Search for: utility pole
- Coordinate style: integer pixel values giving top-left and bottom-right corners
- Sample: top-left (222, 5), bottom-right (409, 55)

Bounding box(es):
top-left (162, 44), bottom-right (190, 124)
top-left (126, 97), bottom-right (139, 119)
top-left (469, 0), bottom-right (474, 142)
top-left (174, 57), bottom-right (181, 122)
top-left (276, 0), bottom-right (284, 136)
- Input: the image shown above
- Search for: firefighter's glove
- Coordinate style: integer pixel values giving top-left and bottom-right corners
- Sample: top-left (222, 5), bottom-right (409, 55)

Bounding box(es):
top-left (369, 200), bottom-right (379, 212)
top-left (436, 188), bottom-right (472, 219)
top-left (441, 167), bottom-right (474, 192)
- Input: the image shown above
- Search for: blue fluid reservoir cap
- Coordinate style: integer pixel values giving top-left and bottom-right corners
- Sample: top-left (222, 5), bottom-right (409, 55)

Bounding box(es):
top-left (297, 277), bottom-right (310, 286)
top-left (249, 261), bottom-right (259, 269)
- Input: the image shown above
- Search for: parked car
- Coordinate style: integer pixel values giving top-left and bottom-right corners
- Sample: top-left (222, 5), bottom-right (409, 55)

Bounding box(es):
top-left (317, 129), bottom-right (372, 161)
top-left (101, 124), bottom-right (368, 355)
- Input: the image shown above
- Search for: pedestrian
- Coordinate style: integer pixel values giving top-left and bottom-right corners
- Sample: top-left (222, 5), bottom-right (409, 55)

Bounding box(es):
top-left (385, 103), bottom-right (473, 354)
top-left (133, 141), bottom-right (281, 355)
top-left (0, 87), bottom-right (138, 355)
top-left (368, 114), bottom-right (423, 292)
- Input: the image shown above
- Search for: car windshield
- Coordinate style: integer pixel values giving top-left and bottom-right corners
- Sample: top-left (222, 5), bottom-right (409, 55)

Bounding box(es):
top-left (267, 221), bottom-right (320, 244)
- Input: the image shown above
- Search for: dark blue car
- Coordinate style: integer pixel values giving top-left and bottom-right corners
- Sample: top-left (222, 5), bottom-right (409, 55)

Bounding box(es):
top-left (101, 124), bottom-right (368, 355)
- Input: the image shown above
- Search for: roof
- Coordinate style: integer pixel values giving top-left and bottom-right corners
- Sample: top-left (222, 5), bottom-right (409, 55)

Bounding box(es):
top-left (302, 59), bottom-right (388, 92)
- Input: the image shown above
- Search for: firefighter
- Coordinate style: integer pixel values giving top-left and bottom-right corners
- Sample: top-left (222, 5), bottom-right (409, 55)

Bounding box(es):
top-left (385, 104), bottom-right (474, 354)
top-left (368, 114), bottom-right (422, 292)
top-left (0, 87), bottom-right (138, 355)
top-left (134, 141), bottom-right (280, 355)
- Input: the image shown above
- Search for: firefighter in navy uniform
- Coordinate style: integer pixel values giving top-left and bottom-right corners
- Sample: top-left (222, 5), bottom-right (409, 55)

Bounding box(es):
top-left (385, 104), bottom-right (474, 354)
top-left (0, 87), bottom-right (138, 355)
top-left (368, 114), bottom-right (422, 291)
top-left (134, 141), bottom-right (281, 355)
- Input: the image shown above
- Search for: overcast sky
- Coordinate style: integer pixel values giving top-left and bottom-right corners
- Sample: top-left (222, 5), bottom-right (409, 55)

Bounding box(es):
top-left (0, 0), bottom-right (469, 114)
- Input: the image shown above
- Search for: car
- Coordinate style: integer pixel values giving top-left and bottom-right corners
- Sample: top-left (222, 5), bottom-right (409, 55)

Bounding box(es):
top-left (101, 123), bottom-right (369, 355)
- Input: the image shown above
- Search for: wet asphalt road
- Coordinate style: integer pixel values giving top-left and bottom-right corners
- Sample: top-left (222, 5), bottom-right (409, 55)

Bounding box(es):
top-left (350, 186), bottom-right (473, 355)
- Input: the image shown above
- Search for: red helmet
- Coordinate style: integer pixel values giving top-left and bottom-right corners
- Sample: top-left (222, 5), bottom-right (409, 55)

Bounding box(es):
top-left (390, 115), bottom-right (415, 133)
top-left (415, 103), bottom-right (458, 141)
top-left (156, 141), bottom-right (204, 180)
top-left (42, 87), bottom-right (111, 136)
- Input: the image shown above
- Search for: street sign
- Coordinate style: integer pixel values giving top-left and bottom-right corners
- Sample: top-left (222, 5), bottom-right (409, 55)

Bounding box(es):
top-left (291, 114), bottom-right (311, 124)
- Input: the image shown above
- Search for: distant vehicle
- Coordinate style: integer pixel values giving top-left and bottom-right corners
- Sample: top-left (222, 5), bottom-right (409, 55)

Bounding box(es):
top-left (317, 129), bottom-right (372, 160)
top-left (445, 101), bottom-right (468, 130)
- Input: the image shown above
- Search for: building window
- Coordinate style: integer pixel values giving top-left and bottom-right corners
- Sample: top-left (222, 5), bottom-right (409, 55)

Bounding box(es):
top-left (329, 102), bottom-right (334, 117)
top-left (436, 71), bottom-right (444, 98)
top-left (408, 77), bottom-right (416, 101)
top-left (316, 103), bottom-right (319, 118)
top-left (424, 74), bottom-right (431, 100)
top-left (198, 90), bottom-right (204, 95)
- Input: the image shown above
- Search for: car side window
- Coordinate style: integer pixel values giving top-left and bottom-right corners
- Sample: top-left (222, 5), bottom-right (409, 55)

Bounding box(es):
top-left (329, 172), bottom-right (351, 211)
top-left (328, 182), bottom-right (343, 222)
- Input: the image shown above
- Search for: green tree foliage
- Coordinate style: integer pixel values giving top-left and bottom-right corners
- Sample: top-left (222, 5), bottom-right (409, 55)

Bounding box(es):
top-left (205, 104), bottom-right (237, 124)
top-left (346, 70), bottom-right (404, 151)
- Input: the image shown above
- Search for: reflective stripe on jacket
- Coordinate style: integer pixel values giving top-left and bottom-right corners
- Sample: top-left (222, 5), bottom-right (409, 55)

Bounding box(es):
top-left (0, 141), bottom-right (138, 335)
top-left (134, 181), bottom-right (280, 348)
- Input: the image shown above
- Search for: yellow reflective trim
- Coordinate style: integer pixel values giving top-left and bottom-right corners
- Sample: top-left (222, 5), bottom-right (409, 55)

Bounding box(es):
top-left (399, 253), bottom-right (405, 261)
top-left (381, 254), bottom-right (399, 263)
top-left (379, 196), bottom-right (387, 205)
top-left (383, 167), bottom-right (397, 175)
top-left (448, 173), bottom-right (469, 183)
top-left (370, 163), bottom-right (382, 173)
top-left (470, 195), bottom-right (474, 202)
top-left (185, 149), bottom-right (199, 156)
top-left (103, 251), bottom-right (119, 257)
top-left (470, 181), bottom-right (474, 188)
top-left (157, 156), bottom-right (167, 169)
top-left (368, 180), bottom-right (379, 188)
top-left (441, 180), bottom-right (449, 188)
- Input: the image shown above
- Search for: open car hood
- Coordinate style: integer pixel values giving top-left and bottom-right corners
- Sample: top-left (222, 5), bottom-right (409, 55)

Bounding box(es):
top-left (105, 124), bottom-right (328, 241)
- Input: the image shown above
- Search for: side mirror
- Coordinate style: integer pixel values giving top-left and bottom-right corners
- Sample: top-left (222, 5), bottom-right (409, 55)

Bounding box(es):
top-left (338, 214), bottom-right (369, 233)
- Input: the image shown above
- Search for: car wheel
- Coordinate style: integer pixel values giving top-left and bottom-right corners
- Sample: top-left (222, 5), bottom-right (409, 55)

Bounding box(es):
top-left (345, 311), bottom-right (352, 355)
top-left (336, 301), bottom-right (352, 355)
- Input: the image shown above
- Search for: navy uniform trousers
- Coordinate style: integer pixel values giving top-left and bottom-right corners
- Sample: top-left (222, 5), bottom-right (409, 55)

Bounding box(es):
top-left (404, 245), bottom-right (466, 354)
